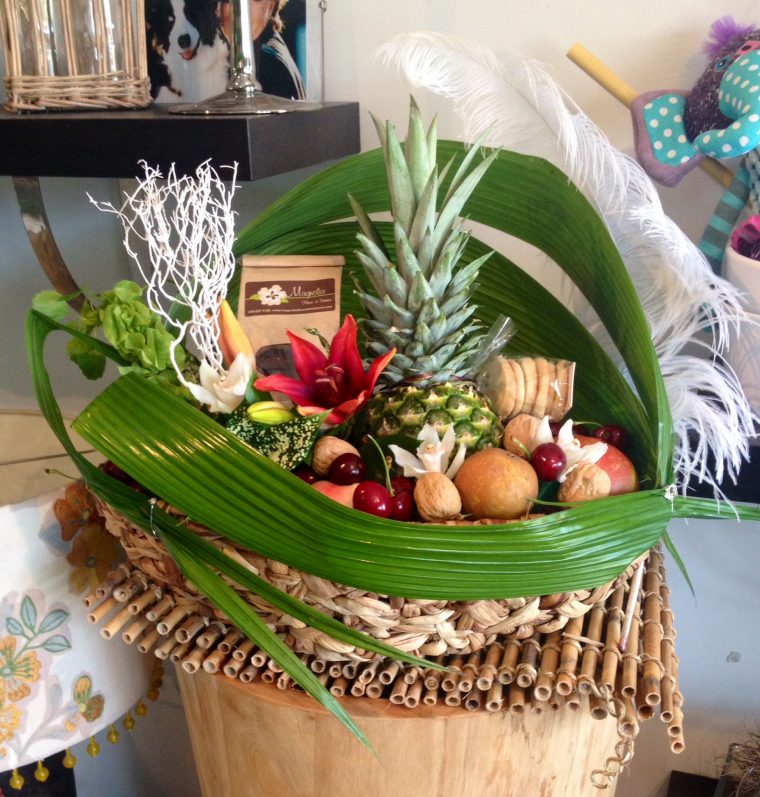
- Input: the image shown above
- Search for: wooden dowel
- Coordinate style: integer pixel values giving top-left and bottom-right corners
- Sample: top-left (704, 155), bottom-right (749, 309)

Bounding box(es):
top-left (567, 42), bottom-right (734, 188)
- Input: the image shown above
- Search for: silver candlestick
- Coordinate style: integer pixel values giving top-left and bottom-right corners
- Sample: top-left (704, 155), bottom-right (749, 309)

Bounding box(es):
top-left (170, 0), bottom-right (314, 115)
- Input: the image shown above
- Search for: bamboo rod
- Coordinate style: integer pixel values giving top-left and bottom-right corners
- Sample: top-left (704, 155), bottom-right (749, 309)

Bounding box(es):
top-left (153, 635), bottom-right (177, 661)
top-left (175, 616), bottom-right (206, 645)
top-left (87, 596), bottom-right (119, 625)
top-left (497, 638), bottom-right (521, 685)
top-left (128, 588), bottom-right (160, 616)
top-left (239, 665), bottom-right (261, 684)
top-left (223, 657), bottom-right (246, 679)
top-left (516, 633), bottom-right (542, 688)
top-left (405, 678), bottom-right (423, 708)
top-left (389, 678), bottom-right (407, 705)
top-left (137, 627), bottom-right (161, 655)
top-left (556, 615), bottom-right (584, 695)
top-left (181, 647), bottom-right (207, 674)
top-left (534, 631), bottom-right (561, 701)
top-left (100, 604), bottom-right (132, 639)
top-left (146, 595), bottom-right (174, 623)
top-left (203, 649), bottom-right (229, 674)
top-left (157, 606), bottom-right (189, 636)
top-left (169, 641), bottom-right (192, 664)
top-left (600, 586), bottom-right (625, 694)
top-left (485, 681), bottom-right (503, 712)
top-left (578, 604), bottom-right (606, 693)
top-left (508, 684), bottom-right (525, 714)
top-left (566, 42), bottom-right (734, 188)
top-left (233, 639), bottom-right (255, 663)
top-left (218, 630), bottom-right (244, 655)
top-left (477, 643), bottom-right (502, 691)
top-left (122, 616), bottom-right (150, 645)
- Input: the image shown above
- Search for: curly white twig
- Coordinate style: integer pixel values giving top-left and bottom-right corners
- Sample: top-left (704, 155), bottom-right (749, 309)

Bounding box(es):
top-left (89, 160), bottom-right (239, 388)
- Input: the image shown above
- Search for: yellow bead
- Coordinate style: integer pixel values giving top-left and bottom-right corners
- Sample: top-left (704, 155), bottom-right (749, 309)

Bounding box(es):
top-left (135, 700), bottom-right (148, 717)
top-left (122, 711), bottom-right (136, 731)
top-left (107, 724), bottom-right (120, 744)
top-left (9, 769), bottom-right (24, 790)
top-left (87, 737), bottom-right (101, 757)
top-left (63, 749), bottom-right (77, 768)
top-left (147, 687), bottom-right (160, 701)
top-left (35, 761), bottom-right (50, 782)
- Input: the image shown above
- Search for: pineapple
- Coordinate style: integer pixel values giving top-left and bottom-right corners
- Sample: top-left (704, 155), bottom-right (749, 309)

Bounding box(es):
top-left (352, 98), bottom-right (503, 452)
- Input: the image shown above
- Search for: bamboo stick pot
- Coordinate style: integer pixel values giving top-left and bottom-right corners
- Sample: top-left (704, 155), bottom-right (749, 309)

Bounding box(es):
top-left (176, 668), bottom-right (620, 797)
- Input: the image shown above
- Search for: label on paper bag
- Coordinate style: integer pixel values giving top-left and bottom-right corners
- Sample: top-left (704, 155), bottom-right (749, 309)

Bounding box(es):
top-left (239, 255), bottom-right (344, 380)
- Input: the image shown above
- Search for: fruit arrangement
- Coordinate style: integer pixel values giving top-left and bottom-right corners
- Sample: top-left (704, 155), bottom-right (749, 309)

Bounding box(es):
top-left (26, 97), bottom-right (760, 744)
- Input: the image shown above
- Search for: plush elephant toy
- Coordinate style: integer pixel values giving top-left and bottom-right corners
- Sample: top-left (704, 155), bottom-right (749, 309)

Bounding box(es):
top-left (631, 17), bottom-right (760, 272)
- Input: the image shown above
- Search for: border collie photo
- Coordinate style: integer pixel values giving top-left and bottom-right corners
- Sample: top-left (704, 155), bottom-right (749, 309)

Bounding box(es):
top-left (146, 0), bottom-right (229, 103)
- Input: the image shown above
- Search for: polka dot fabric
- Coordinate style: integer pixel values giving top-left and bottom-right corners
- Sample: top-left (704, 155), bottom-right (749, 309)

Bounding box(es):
top-left (643, 93), bottom-right (697, 166)
top-left (695, 49), bottom-right (760, 158)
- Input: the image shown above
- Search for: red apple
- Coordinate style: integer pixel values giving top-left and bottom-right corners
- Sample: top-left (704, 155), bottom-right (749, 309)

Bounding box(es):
top-left (574, 435), bottom-right (639, 496)
top-left (311, 480), bottom-right (359, 507)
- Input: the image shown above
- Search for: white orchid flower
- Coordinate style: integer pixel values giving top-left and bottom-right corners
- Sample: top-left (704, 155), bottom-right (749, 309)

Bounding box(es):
top-left (187, 352), bottom-right (253, 414)
top-left (530, 417), bottom-right (607, 482)
top-left (389, 424), bottom-right (467, 479)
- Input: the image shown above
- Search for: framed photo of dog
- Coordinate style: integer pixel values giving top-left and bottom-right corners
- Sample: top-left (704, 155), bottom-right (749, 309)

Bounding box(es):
top-left (146, 0), bottom-right (309, 104)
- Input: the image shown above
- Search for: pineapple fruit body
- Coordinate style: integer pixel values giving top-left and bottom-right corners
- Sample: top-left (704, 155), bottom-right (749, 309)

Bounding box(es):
top-left (353, 98), bottom-right (503, 454)
top-left (366, 380), bottom-right (502, 452)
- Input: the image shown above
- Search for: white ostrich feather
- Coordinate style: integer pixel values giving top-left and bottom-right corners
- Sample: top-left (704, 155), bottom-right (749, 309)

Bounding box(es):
top-left (379, 31), bottom-right (757, 497)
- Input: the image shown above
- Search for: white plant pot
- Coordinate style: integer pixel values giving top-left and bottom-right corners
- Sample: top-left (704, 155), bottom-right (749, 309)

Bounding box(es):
top-left (724, 244), bottom-right (760, 314)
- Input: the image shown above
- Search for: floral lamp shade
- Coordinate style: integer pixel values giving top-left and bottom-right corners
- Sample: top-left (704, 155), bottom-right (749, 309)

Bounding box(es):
top-left (0, 488), bottom-right (152, 779)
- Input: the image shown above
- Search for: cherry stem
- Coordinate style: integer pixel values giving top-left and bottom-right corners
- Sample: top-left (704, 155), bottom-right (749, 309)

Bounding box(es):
top-left (366, 435), bottom-right (394, 495)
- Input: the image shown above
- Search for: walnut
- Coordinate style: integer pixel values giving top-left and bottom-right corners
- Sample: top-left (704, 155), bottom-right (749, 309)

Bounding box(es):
top-left (311, 437), bottom-right (360, 476)
top-left (414, 472), bottom-right (462, 522)
top-left (502, 413), bottom-right (542, 458)
top-left (558, 463), bottom-right (611, 503)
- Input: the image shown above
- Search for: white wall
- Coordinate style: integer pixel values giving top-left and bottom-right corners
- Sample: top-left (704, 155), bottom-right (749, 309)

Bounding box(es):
top-left (2, 2), bottom-right (759, 795)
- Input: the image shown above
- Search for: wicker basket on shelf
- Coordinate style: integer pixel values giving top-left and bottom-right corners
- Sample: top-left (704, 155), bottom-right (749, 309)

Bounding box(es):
top-left (0, 0), bottom-right (150, 111)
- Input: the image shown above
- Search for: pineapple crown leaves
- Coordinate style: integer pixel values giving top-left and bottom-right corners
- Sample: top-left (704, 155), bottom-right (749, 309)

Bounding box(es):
top-left (351, 98), bottom-right (497, 386)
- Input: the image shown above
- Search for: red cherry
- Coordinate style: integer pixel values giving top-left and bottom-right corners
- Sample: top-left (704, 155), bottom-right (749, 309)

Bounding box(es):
top-left (593, 424), bottom-right (627, 449)
top-left (390, 476), bottom-right (415, 496)
top-left (531, 442), bottom-right (567, 482)
top-left (328, 453), bottom-right (366, 485)
top-left (390, 489), bottom-right (414, 521)
top-left (353, 481), bottom-right (392, 517)
top-left (293, 465), bottom-right (318, 484)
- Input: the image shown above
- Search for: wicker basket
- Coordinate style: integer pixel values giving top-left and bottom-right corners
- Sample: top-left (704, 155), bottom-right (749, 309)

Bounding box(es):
top-left (0, 0), bottom-right (150, 111)
top-left (98, 499), bottom-right (644, 661)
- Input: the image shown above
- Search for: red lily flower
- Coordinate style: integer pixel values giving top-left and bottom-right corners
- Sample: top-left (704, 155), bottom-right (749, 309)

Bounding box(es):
top-left (254, 315), bottom-right (395, 426)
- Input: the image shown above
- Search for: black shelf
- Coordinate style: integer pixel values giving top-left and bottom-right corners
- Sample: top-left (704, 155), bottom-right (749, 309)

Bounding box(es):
top-left (0, 102), bottom-right (360, 181)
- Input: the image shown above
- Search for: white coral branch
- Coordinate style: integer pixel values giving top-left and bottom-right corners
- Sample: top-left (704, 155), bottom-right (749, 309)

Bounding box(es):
top-left (89, 160), bottom-right (239, 390)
